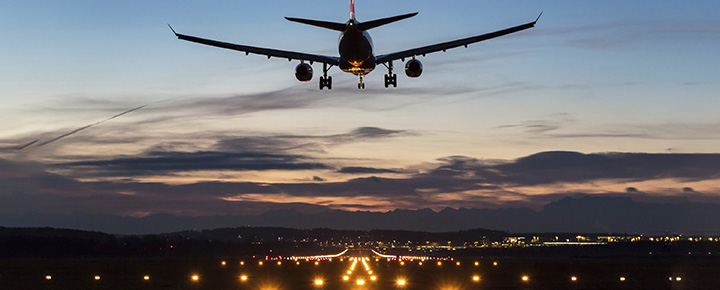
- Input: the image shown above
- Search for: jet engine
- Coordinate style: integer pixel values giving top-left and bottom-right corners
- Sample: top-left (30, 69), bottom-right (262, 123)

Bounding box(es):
top-left (404, 59), bottom-right (423, 78)
top-left (295, 63), bottom-right (313, 82)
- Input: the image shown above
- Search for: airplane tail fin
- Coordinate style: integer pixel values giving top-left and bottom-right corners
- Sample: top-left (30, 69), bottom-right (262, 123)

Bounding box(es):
top-left (350, 0), bottom-right (356, 20)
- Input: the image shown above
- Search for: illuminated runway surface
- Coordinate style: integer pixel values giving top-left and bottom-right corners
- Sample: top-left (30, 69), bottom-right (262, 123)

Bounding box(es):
top-left (1, 256), bottom-right (719, 289)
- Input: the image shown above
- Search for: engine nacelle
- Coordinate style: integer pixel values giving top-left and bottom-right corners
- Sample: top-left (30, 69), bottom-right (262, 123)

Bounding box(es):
top-left (295, 63), bottom-right (313, 82)
top-left (405, 59), bottom-right (423, 78)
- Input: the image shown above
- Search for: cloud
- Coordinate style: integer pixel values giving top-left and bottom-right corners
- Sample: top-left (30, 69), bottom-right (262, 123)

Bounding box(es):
top-left (54, 151), bottom-right (332, 177)
top-left (337, 166), bottom-right (411, 174)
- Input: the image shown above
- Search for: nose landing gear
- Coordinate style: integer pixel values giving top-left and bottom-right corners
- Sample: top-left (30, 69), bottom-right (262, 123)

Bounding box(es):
top-left (358, 74), bottom-right (365, 89)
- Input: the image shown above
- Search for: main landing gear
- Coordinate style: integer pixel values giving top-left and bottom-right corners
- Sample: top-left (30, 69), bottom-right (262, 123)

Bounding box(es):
top-left (383, 61), bottom-right (397, 88)
top-left (319, 63), bottom-right (332, 90)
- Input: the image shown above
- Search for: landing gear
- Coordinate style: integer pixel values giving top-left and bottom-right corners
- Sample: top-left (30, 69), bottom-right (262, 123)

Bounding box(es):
top-left (319, 63), bottom-right (333, 90)
top-left (357, 74), bottom-right (365, 89)
top-left (383, 61), bottom-right (397, 88)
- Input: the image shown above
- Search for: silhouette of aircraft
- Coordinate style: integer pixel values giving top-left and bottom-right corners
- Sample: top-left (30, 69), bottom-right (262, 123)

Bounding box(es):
top-left (170, 1), bottom-right (541, 90)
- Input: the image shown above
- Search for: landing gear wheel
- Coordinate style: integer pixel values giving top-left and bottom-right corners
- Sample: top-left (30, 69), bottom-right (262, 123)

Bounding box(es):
top-left (384, 73), bottom-right (397, 88)
top-left (319, 76), bottom-right (333, 90)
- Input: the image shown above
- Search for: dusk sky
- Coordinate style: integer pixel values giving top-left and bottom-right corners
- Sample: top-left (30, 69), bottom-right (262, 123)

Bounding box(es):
top-left (2, 1), bottom-right (720, 220)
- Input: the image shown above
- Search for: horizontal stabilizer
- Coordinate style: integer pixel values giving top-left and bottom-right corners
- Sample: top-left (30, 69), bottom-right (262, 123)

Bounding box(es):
top-left (358, 12), bottom-right (418, 31)
top-left (285, 17), bottom-right (346, 31)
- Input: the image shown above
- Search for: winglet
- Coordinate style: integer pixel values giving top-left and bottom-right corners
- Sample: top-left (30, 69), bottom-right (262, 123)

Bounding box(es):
top-left (167, 24), bottom-right (178, 36)
top-left (534, 12), bottom-right (543, 24)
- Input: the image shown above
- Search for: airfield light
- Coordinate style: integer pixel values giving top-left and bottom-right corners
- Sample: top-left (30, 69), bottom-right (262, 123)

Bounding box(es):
top-left (676, 277), bottom-right (682, 282)
top-left (474, 261), bottom-right (479, 266)
top-left (94, 276), bottom-right (101, 281)
top-left (522, 275), bottom-right (529, 282)
top-left (314, 279), bottom-right (324, 286)
top-left (571, 276), bottom-right (577, 282)
top-left (400, 261), bottom-right (405, 266)
top-left (397, 279), bottom-right (407, 286)
top-left (240, 275), bottom-right (248, 282)
top-left (357, 279), bottom-right (365, 285)
top-left (419, 262), bottom-right (423, 266)
top-left (437, 261), bottom-right (442, 266)
top-left (45, 275), bottom-right (52, 280)
top-left (143, 275), bottom-right (150, 281)
top-left (472, 275), bottom-right (480, 282)
top-left (619, 277), bottom-right (626, 282)
top-left (240, 261), bottom-right (245, 265)
top-left (456, 262), bottom-right (461, 266)
top-left (259, 261), bottom-right (263, 266)
top-left (493, 261), bottom-right (498, 266)
top-left (192, 275), bottom-right (199, 282)
top-left (348, 271), bottom-right (353, 275)
top-left (368, 271), bottom-right (373, 274)
top-left (297, 261), bottom-right (301, 265)
top-left (277, 261), bottom-right (282, 266)
top-left (343, 275), bottom-right (350, 281)
top-left (370, 276), bottom-right (377, 281)
top-left (315, 261), bottom-right (319, 266)
top-left (221, 261), bottom-right (227, 266)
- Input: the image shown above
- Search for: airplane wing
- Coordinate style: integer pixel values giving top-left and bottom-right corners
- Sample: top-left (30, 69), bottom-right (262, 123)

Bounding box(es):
top-left (374, 13), bottom-right (541, 64)
top-left (169, 25), bottom-right (340, 65)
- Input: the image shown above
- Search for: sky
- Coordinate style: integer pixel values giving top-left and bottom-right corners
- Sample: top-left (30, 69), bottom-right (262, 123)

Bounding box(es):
top-left (1, 0), bottom-right (720, 220)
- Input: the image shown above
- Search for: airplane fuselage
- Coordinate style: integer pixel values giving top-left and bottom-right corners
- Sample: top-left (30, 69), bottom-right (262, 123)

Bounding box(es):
top-left (338, 20), bottom-right (376, 76)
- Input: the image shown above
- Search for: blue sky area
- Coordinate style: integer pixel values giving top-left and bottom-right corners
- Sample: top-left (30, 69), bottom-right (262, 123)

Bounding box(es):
top-left (1, 1), bottom-right (720, 220)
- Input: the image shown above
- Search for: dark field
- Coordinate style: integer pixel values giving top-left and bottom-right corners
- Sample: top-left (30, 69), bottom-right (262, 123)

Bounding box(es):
top-left (1, 256), bottom-right (718, 290)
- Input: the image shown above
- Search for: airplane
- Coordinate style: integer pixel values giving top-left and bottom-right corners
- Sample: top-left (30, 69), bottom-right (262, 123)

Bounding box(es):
top-left (169, 1), bottom-right (541, 90)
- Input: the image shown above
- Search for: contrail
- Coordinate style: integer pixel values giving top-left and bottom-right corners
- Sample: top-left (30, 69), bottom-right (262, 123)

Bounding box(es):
top-left (29, 105), bottom-right (146, 149)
